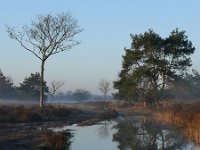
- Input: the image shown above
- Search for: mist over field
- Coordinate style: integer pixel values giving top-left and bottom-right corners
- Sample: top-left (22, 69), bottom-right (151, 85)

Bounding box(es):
top-left (1, 1), bottom-right (200, 150)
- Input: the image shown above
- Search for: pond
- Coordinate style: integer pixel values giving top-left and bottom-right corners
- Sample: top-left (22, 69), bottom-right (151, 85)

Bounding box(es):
top-left (51, 117), bottom-right (200, 150)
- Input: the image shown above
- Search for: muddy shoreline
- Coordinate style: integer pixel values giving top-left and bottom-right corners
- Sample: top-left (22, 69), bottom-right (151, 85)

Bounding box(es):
top-left (1, 101), bottom-right (200, 149)
top-left (0, 103), bottom-right (118, 150)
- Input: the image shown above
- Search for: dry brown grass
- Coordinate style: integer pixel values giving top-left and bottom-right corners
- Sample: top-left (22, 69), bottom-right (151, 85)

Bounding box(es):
top-left (39, 131), bottom-right (72, 150)
top-left (156, 102), bottom-right (200, 144)
top-left (0, 105), bottom-right (79, 123)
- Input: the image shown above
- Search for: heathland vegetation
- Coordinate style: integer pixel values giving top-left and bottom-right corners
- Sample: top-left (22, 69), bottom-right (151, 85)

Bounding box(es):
top-left (156, 102), bottom-right (200, 145)
top-left (111, 28), bottom-right (200, 146)
top-left (1, 11), bottom-right (200, 149)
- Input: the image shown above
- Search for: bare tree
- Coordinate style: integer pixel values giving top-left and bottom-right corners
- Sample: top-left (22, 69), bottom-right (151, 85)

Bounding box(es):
top-left (7, 12), bottom-right (82, 108)
top-left (49, 80), bottom-right (65, 102)
top-left (98, 79), bottom-right (111, 100)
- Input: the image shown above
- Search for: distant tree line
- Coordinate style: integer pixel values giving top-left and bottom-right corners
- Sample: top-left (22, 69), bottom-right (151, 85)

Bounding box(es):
top-left (52, 89), bottom-right (92, 102)
top-left (49, 89), bottom-right (113, 102)
top-left (0, 70), bottom-right (15, 100)
top-left (0, 70), bottom-right (112, 102)
top-left (0, 71), bottom-right (48, 101)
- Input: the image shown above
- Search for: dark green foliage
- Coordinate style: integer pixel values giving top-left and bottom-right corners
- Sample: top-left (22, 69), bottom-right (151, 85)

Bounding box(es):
top-left (113, 29), bottom-right (195, 103)
top-left (0, 70), bottom-right (15, 100)
top-left (16, 72), bottom-right (49, 101)
top-left (187, 69), bottom-right (200, 97)
top-left (163, 69), bottom-right (200, 100)
top-left (113, 119), bottom-right (186, 150)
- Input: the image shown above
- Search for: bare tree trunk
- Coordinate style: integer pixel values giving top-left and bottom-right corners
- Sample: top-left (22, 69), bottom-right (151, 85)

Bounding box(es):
top-left (143, 101), bottom-right (146, 108)
top-left (104, 93), bottom-right (107, 101)
top-left (40, 60), bottom-right (45, 108)
top-left (7, 12), bottom-right (82, 108)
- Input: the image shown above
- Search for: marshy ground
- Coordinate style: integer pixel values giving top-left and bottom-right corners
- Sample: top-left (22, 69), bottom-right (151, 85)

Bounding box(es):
top-left (1, 101), bottom-right (200, 149)
top-left (0, 102), bottom-right (118, 150)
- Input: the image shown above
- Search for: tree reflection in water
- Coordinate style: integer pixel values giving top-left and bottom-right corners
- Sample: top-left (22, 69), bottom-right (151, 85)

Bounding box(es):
top-left (98, 120), bottom-right (115, 139)
top-left (112, 117), bottom-right (189, 150)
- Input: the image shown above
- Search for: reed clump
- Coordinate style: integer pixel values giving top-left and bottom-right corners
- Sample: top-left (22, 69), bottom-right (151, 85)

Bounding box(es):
top-left (157, 102), bottom-right (200, 144)
top-left (38, 131), bottom-right (72, 150)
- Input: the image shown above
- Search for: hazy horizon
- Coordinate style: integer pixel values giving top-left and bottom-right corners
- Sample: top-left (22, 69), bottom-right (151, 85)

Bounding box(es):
top-left (0, 0), bottom-right (200, 94)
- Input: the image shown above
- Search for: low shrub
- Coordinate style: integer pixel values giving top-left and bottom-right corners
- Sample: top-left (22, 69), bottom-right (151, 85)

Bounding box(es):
top-left (99, 110), bottom-right (118, 120)
top-left (0, 105), bottom-right (79, 123)
top-left (39, 131), bottom-right (72, 150)
top-left (158, 102), bottom-right (200, 144)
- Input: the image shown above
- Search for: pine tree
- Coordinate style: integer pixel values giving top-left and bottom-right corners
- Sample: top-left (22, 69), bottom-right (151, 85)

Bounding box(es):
top-left (113, 29), bottom-right (195, 103)
top-left (0, 70), bottom-right (15, 100)
top-left (17, 72), bottom-right (49, 101)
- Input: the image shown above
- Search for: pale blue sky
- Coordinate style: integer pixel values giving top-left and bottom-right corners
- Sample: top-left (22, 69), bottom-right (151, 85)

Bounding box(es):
top-left (0, 0), bottom-right (200, 94)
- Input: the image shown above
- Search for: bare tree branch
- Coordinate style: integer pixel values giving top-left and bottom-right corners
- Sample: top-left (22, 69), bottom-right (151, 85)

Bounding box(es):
top-left (6, 12), bottom-right (82, 108)
top-left (98, 79), bottom-right (111, 100)
top-left (49, 80), bottom-right (65, 101)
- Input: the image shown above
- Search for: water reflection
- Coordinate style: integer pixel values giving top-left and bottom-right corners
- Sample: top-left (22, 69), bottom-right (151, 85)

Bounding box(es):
top-left (65, 123), bottom-right (118, 150)
top-left (50, 117), bottom-right (200, 150)
top-left (113, 117), bottom-right (196, 150)
top-left (98, 120), bottom-right (115, 138)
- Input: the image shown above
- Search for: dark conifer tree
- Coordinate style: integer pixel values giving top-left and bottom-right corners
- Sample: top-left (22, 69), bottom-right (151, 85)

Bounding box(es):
top-left (113, 29), bottom-right (195, 103)
top-left (17, 72), bottom-right (49, 101)
top-left (0, 70), bottom-right (15, 100)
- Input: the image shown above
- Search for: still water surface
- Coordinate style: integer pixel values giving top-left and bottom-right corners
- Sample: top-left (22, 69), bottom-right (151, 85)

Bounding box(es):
top-left (52, 117), bottom-right (200, 150)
